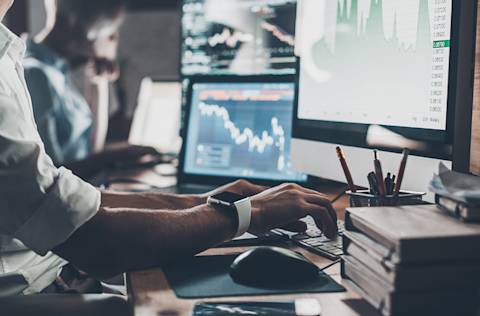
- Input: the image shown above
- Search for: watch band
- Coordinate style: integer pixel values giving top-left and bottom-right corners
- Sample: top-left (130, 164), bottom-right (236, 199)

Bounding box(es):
top-left (233, 197), bottom-right (252, 237)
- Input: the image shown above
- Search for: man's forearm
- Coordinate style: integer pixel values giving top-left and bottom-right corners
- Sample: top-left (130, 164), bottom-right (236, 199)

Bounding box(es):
top-left (100, 191), bottom-right (205, 210)
top-left (53, 182), bottom-right (339, 279)
top-left (53, 204), bottom-right (236, 278)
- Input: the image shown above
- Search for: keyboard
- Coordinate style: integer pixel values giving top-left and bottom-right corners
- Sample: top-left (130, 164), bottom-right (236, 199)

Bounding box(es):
top-left (276, 217), bottom-right (345, 260)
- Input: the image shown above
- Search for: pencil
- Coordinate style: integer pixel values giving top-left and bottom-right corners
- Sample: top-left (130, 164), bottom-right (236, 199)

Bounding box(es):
top-left (374, 150), bottom-right (387, 196)
top-left (336, 146), bottom-right (356, 193)
top-left (394, 149), bottom-right (410, 195)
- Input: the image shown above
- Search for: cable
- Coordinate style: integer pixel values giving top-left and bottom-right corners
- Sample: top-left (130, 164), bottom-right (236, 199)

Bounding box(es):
top-left (319, 259), bottom-right (342, 272)
top-left (330, 188), bottom-right (348, 204)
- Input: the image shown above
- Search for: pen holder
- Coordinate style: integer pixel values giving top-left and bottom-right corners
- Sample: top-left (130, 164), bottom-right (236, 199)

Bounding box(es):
top-left (347, 190), bottom-right (426, 207)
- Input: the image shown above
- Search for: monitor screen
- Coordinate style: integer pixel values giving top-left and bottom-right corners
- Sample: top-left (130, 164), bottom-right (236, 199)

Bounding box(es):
top-left (183, 81), bottom-right (307, 182)
top-left (295, 0), bottom-right (454, 158)
top-left (181, 0), bottom-right (298, 76)
top-left (129, 80), bottom-right (182, 154)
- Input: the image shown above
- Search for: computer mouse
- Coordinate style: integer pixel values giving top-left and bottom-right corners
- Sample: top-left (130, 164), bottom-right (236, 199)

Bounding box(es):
top-left (229, 246), bottom-right (320, 288)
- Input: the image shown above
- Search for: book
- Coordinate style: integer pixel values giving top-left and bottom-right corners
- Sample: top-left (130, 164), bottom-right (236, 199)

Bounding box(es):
top-left (343, 231), bottom-right (480, 291)
top-left (436, 194), bottom-right (480, 222)
top-left (430, 163), bottom-right (480, 207)
top-left (341, 256), bottom-right (479, 316)
top-left (345, 205), bottom-right (480, 264)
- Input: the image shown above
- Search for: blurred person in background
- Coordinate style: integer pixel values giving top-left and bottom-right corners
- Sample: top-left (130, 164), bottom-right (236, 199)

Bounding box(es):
top-left (24, 0), bottom-right (157, 180)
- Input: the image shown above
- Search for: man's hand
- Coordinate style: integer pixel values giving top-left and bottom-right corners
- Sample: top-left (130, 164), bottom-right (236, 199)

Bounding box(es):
top-left (249, 183), bottom-right (338, 238)
top-left (66, 143), bottom-right (161, 180)
top-left (89, 31), bottom-right (121, 82)
top-left (86, 58), bottom-right (119, 83)
top-left (103, 143), bottom-right (160, 164)
top-left (200, 180), bottom-right (337, 236)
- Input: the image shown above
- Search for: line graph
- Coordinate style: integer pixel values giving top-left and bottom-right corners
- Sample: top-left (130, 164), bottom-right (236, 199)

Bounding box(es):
top-left (320, 0), bottom-right (428, 54)
top-left (198, 102), bottom-right (287, 171)
top-left (207, 22), bottom-right (296, 49)
top-left (261, 21), bottom-right (295, 46)
top-left (181, 0), bottom-right (298, 75)
top-left (183, 82), bottom-right (306, 181)
top-left (208, 28), bottom-right (254, 48)
top-left (297, 0), bottom-right (452, 131)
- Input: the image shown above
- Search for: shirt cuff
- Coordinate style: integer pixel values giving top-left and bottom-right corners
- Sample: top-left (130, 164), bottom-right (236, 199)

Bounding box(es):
top-left (14, 167), bottom-right (101, 256)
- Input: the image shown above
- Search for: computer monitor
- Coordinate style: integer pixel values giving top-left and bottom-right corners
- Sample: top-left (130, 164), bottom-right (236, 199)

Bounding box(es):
top-left (179, 76), bottom-right (308, 185)
top-left (292, 0), bottom-right (477, 199)
top-left (181, 0), bottom-right (298, 76)
top-left (129, 78), bottom-right (183, 154)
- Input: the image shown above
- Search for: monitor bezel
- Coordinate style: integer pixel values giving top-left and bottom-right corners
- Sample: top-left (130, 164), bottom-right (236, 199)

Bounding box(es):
top-left (292, 0), bottom-right (470, 162)
top-left (178, 74), bottom-right (309, 186)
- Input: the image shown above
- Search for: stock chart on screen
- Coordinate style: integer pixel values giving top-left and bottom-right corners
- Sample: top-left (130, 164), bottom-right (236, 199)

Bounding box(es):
top-left (297, 0), bottom-right (452, 131)
top-left (184, 82), bottom-right (307, 181)
top-left (182, 0), bottom-right (297, 75)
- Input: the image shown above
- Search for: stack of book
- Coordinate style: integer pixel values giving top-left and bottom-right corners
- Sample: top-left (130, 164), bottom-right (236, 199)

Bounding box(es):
top-left (430, 163), bottom-right (480, 222)
top-left (341, 205), bottom-right (480, 316)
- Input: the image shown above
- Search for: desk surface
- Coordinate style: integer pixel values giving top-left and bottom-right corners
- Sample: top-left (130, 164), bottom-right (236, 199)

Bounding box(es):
top-left (124, 179), bottom-right (381, 316)
top-left (127, 246), bottom-right (380, 316)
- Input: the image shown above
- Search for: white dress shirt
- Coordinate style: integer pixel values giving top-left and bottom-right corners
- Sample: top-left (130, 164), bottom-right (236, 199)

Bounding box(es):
top-left (0, 23), bottom-right (101, 296)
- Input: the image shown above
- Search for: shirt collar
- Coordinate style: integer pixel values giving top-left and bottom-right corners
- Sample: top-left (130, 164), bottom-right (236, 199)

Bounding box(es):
top-left (0, 23), bottom-right (26, 62)
top-left (25, 38), bottom-right (68, 73)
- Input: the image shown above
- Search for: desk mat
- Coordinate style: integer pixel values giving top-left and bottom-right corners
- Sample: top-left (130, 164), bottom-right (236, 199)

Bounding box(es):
top-left (163, 255), bottom-right (345, 299)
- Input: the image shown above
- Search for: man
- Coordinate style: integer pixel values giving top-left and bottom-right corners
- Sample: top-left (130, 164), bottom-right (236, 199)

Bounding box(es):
top-left (24, 0), bottom-right (155, 180)
top-left (0, 0), bottom-right (337, 298)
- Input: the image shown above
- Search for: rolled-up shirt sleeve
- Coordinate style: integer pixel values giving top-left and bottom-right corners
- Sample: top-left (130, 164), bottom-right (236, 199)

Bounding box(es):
top-left (0, 94), bottom-right (100, 256)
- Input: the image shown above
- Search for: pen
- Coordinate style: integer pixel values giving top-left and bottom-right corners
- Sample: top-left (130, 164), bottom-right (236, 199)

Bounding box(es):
top-left (391, 175), bottom-right (396, 195)
top-left (336, 146), bottom-right (356, 193)
top-left (373, 150), bottom-right (387, 196)
top-left (368, 172), bottom-right (380, 195)
top-left (385, 173), bottom-right (392, 195)
top-left (394, 149), bottom-right (410, 196)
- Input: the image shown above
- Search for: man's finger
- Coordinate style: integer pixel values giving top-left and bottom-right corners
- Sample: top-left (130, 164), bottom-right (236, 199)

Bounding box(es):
top-left (306, 204), bottom-right (337, 238)
top-left (304, 194), bottom-right (338, 223)
top-left (282, 183), bottom-right (331, 200)
top-left (238, 181), bottom-right (269, 196)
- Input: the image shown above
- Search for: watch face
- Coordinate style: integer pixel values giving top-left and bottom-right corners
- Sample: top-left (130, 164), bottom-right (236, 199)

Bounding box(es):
top-left (211, 192), bottom-right (247, 204)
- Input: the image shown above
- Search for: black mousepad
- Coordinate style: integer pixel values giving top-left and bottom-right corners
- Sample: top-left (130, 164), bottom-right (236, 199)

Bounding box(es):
top-left (163, 255), bottom-right (345, 299)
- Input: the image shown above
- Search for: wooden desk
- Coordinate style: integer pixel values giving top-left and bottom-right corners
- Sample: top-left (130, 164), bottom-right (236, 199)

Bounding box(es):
top-left (124, 183), bottom-right (381, 316)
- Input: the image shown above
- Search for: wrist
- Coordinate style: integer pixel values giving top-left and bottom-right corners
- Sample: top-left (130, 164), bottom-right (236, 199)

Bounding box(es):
top-left (248, 200), bottom-right (264, 234)
top-left (207, 193), bottom-right (252, 237)
top-left (205, 204), bottom-right (237, 240)
top-left (183, 195), bottom-right (206, 208)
